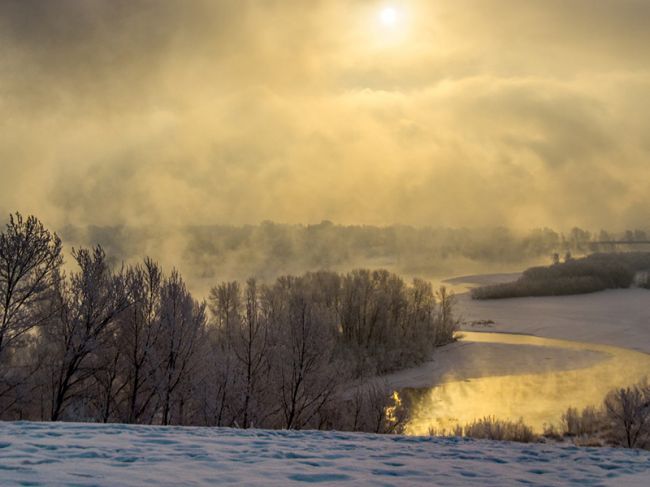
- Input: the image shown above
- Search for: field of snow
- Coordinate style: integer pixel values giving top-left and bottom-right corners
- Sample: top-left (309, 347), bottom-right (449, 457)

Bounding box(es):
top-left (457, 286), bottom-right (650, 353)
top-left (1, 421), bottom-right (650, 486)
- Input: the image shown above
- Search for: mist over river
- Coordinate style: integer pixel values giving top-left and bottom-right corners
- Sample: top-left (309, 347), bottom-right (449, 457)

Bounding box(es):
top-left (402, 331), bottom-right (650, 434)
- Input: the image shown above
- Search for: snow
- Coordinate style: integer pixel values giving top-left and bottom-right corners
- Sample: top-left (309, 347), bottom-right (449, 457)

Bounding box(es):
top-left (444, 272), bottom-right (523, 288)
top-left (1, 421), bottom-right (649, 486)
top-left (457, 287), bottom-right (650, 353)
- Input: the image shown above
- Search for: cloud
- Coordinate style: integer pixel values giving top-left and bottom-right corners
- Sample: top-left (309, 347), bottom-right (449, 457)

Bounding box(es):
top-left (0, 0), bottom-right (648, 231)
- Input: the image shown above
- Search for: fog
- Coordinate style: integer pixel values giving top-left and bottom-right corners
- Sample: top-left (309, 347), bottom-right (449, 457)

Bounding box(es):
top-left (404, 332), bottom-right (650, 434)
top-left (56, 222), bottom-right (648, 297)
top-left (1, 0), bottom-right (649, 233)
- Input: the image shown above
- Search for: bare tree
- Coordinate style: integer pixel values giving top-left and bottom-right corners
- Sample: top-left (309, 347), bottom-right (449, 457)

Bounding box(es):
top-left (0, 213), bottom-right (62, 397)
top-left (47, 246), bottom-right (129, 421)
top-left (435, 286), bottom-right (458, 346)
top-left (120, 259), bottom-right (163, 424)
top-left (227, 279), bottom-right (269, 428)
top-left (0, 214), bottom-right (463, 429)
top-left (209, 281), bottom-right (241, 332)
top-left (155, 270), bottom-right (206, 425)
top-left (269, 280), bottom-right (340, 429)
top-left (203, 282), bottom-right (243, 426)
top-left (89, 327), bottom-right (124, 422)
top-left (195, 327), bottom-right (237, 427)
top-left (604, 383), bottom-right (650, 448)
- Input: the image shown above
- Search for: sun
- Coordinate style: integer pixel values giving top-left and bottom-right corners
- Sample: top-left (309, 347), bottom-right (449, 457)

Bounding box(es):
top-left (379, 7), bottom-right (398, 27)
top-left (366, 4), bottom-right (411, 48)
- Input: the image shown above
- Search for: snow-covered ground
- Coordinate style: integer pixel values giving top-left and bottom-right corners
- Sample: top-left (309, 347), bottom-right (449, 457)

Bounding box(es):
top-left (456, 285), bottom-right (650, 353)
top-left (444, 272), bottom-right (523, 290)
top-left (1, 421), bottom-right (649, 486)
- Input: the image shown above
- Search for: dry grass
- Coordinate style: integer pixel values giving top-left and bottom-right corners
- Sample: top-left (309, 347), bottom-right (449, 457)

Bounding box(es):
top-left (430, 417), bottom-right (538, 443)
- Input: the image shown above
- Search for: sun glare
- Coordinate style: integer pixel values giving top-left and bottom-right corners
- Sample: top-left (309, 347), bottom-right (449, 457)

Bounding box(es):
top-left (379, 7), bottom-right (398, 27)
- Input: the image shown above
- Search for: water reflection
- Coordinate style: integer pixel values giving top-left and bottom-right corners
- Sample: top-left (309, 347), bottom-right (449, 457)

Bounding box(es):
top-left (403, 332), bottom-right (650, 435)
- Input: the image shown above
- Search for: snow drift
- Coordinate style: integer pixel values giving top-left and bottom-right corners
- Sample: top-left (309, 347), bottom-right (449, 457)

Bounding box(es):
top-left (1, 421), bottom-right (649, 486)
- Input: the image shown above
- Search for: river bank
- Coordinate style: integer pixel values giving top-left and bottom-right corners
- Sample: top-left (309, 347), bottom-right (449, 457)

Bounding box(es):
top-left (380, 274), bottom-right (650, 434)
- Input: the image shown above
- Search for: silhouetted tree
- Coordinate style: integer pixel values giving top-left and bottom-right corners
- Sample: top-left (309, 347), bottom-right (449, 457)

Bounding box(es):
top-left (604, 383), bottom-right (650, 449)
top-left (47, 246), bottom-right (129, 421)
top-left (154, 270), bottom-right (206, 425)
top-left (0, 213), bottom-right (62, 408)
top-left (120, 259), bottom-right (164, 423)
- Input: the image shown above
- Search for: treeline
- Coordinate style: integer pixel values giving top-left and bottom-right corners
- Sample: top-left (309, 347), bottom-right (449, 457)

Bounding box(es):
top-left (472, 252), bottom-right (650, 300)
top-left (60, 222), bottom-right (650, 289)
top-left (0, 213), bottom-right (457, 431)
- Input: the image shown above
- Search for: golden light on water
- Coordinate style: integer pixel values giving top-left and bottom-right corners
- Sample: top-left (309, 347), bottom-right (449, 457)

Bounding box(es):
top-left (400, 332), bottom-right (650, 435)
top-left (385, 390), bottom-right (403, 425)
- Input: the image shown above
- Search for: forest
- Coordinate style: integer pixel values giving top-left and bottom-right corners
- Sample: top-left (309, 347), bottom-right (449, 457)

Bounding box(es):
top-left (0, 213), bottom-right (457, 432)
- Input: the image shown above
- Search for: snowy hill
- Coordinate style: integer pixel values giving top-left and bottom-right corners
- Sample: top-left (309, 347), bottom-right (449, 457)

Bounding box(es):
top-left (1, 422), bottom-right (649, 486)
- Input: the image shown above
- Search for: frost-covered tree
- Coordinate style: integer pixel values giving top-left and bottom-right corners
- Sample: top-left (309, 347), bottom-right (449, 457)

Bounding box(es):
top-left (0, 213), bottom-right (62, 354)
top-left (201, 281), bottom-right (243, 427)
top-left (605, 382), bottom-right (650, 449)
top-left (46, 246), bottom-right (129, 421)
top-left (119, 259), bottom-right (164, 424)
top-left (154, 270), bottom-right (206, 425)
top-left (0, 213), bottom-right (460, 429)
top-left (266, 277), bottom-right (340, 429)
top-left (230, 279), bottom-right (269, 429)
top-left (0, 213), bottom-right (62, 402)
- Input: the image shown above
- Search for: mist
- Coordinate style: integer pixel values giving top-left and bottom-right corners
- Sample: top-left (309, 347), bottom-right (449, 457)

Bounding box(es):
top-left (1, 0), bottom-right (649, 232)
top-left (57, 222), bottom-right (648, 297)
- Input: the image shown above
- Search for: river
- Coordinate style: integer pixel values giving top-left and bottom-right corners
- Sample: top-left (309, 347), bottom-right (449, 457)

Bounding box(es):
top-left (401, 331), bottom-right (650, 435)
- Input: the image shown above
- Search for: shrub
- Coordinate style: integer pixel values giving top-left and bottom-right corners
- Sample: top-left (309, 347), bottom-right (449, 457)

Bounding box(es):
top-left (461, 416), bottom-right (537, 443)
top-left (561, 406), bottom-right (602, 437)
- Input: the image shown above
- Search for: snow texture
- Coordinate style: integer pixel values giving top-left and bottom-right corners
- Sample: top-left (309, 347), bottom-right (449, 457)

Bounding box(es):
top-left (457, 288), bottom-right (650, 353)
top-left (1, 421), bottom-right (649, 486)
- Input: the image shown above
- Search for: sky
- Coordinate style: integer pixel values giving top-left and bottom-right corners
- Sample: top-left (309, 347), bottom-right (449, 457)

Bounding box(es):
top-left (1, 0), bottom-right (649, 231)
